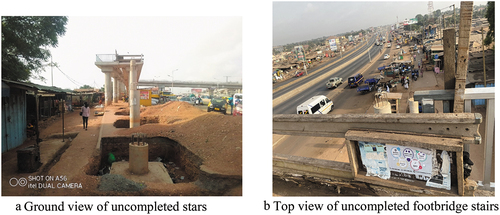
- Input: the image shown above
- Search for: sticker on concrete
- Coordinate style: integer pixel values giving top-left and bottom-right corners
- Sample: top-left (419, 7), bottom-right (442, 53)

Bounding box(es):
top-left (358, 141), bottom-right (390, 180)
top-left (387, 144), bottom-right (432, 181)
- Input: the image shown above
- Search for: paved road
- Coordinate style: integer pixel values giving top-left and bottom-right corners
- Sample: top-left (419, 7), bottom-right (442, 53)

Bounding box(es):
top-left (273, 34), bottom-right (389, 114)
top-left (272, 40), bottom-right (364, 91)
top-left (272, 31), bottom-right (392, 161)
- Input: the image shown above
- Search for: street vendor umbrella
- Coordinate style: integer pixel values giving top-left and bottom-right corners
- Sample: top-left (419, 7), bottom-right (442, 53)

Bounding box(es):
top-left (378, 66), bottom-right (386, 71)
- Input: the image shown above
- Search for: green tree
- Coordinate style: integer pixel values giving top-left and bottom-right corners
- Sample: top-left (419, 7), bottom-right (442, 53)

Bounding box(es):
top-left (484, 2), bottom-right (494, 46)
top-left (434, 9), bottom-right (442, 19)
top-left (79, 84), bottom-right (93, 89)
top-left (415, 14), bottom-right (424, 26)
top-left (2, 16), bottom-right (68, 81)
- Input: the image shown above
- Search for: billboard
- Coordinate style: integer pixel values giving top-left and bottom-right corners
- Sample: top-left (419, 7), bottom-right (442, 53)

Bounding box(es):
top-left (294, 46), bottom-right (306, 61)
top-left (348, 35), bottom-right (353, 42)
top-left (329, 39), bottom-right (337, 51)
top-left (404, 18), bottom-right (418, 25)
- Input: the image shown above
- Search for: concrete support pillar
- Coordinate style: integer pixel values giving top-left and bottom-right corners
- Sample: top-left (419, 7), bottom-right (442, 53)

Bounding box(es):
top-left (129, 60), bottom-right (140, 128)
top-left (104, 72), bottom-right (112, 106)
top-left (483, 98), bottom-right (494, 189)
top-left (113, 77), bottom-right (119, 103)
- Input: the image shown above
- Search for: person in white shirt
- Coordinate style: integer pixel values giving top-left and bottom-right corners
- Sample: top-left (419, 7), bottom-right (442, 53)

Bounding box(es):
top-left (80, 102), bottom-right (90, 130)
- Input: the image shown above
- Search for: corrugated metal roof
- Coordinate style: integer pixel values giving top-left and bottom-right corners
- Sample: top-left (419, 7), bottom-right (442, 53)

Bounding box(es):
top-left (2, 79), bottom-right (74, 94)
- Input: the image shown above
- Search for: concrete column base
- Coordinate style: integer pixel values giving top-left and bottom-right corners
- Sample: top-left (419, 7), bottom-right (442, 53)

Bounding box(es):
top-left (129, 143), bottom-right (149, 175)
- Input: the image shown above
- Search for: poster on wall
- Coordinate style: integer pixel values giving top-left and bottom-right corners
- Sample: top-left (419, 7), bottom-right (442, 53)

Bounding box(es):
top-left (358, 141), bottom-right (390, 180)
top-left (140, 91), bottom-right (149, 100)
top-left (386, 144), bottom-right (433, 181)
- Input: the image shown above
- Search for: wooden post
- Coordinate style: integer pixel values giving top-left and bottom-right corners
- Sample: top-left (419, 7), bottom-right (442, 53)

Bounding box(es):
top-left (453, 1), bottom-right (473, 113)
top-left (443, 28), bottom-right (456, 113)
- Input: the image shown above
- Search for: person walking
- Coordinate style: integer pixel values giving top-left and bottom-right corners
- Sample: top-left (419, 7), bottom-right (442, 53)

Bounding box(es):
top-left (81, 102), bottom-right (90, 131)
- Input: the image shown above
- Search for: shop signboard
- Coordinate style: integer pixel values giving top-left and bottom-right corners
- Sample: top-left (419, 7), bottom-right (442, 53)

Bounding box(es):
top-left (329, 39), bottom-right (337, 51)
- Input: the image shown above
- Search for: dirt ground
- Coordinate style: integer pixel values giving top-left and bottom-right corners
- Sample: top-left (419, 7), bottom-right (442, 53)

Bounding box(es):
top-left (115, 101), bottom-right (242, 176)
top-left (2, 101), bottom-right (242, 196)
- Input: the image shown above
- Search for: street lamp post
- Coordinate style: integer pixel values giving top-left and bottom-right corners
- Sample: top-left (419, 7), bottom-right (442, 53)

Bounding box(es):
top-left (168, 69), bottom-right (178, 92)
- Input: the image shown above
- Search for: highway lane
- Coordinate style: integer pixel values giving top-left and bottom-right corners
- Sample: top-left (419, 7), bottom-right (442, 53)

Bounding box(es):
top-left (272, 31), bottom-right (393, 161)
top-left (273, 36), bottom-right (377, 98)
top-left (272, 40), bottom-right (366, 90)
top-left (273, 36), bottom-right (388, 114)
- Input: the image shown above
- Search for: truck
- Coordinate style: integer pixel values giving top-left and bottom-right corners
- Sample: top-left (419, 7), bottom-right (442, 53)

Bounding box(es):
top-left (356, 78), bottom-right (380, 94)
top-left (348, 73), bottom-right (364, 88)
top-left (326, 77), bottom-right (343, 89)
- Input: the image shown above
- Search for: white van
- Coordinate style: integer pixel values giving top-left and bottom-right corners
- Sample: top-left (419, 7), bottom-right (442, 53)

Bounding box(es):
top-left (296, 95), bottom-right (334, 114)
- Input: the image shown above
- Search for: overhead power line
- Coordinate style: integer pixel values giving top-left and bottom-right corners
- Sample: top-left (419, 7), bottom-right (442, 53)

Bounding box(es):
top-left (54, 65), bottom-right (84, 88)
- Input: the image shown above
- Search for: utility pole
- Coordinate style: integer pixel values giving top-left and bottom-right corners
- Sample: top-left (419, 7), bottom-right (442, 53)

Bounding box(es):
top-left (453, 4), bottom-right (456, 28)
top-left (51, 56), bottom-right (53, 86)
top-left (453, 1), bottom-right (473, 113)
top-left (481, 27), bottom-right (486, 87)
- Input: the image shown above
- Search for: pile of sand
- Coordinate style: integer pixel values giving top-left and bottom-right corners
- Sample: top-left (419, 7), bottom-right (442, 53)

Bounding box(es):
top-left (140, 101), bottom-right (207, 124)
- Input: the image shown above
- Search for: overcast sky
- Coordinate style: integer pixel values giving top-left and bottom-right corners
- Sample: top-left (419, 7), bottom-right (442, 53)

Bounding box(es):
top-left (273, 1), bottom-right (489, 46)
top-left (27, 16), bottom-right (242, 90)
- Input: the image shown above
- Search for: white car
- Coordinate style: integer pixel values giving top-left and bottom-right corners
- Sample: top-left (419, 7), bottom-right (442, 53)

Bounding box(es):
top-left (384, 54), bottom-right (390, 60)
top-left (387, 43), bottom-right (391, 48)
top-left (396, 45), bottom-right (400, 49)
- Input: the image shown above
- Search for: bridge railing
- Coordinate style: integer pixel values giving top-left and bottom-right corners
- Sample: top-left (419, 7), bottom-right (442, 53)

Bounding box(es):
top-left (273, 113), bottom-right (482, 196)
top-left (95, 54), bottom-right (116, 62)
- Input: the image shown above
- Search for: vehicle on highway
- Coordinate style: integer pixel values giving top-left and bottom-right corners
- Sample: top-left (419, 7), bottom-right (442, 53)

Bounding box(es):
top-left (295, 70), bottom-right (304, 77)
top-left (384, 54), bottom-right (390, 60)
top-left (207, 98), bottom-right (227, 114)
top-left (326, 77), bottom-right (343, 89)
top-left (387, 43), bottom-right (391, 48)
top-left (348, 73), bottom-right (364, 88)
top-left (296, 95), bottom-right (333, 114)
top-left (396, 45), bottom-right (400, 49)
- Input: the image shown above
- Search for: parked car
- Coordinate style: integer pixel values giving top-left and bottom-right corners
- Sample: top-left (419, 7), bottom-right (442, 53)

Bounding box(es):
top-left (151, 98), bottom-right (159, 105)
top-left (295, 71), bottom-right (304, 77)
top-left (396, 45), bottom-right (400, 49)
top-left (207, 98), bottom-right (227, 114)
top-left (193, 97), bottom-right (203, 105)
top-left (384, 54), bottom-right (390, 60)
top-left (179, 96), bottom-right (195, 105)
top-left (200, 95), bottom-right (211, 104)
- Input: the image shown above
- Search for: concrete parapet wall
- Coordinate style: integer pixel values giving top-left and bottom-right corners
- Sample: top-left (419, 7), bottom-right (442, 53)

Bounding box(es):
top-left (273, 153), bottom-right (353, 180)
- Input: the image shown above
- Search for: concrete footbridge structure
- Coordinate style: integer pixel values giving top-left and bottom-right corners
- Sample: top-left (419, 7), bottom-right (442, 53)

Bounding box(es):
top-left (137, 80), bottom-right (242, 90)
top-left (95, 52), bottom-right (143, 128)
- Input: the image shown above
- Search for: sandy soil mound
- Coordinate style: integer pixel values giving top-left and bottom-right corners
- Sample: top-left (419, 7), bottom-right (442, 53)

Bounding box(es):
top-left (115, 102), bottom-right (242, 176)
top-left (140, 101), bottom-right (208, 124)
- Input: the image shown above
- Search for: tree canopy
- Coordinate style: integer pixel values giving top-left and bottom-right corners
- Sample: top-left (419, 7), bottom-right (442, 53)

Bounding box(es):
top-left (2, 16), bottom-right (68, 81)
top-left (79, 85), bottom-right (93, 89)
top-left (484, 2), bottom-right (494, 46)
